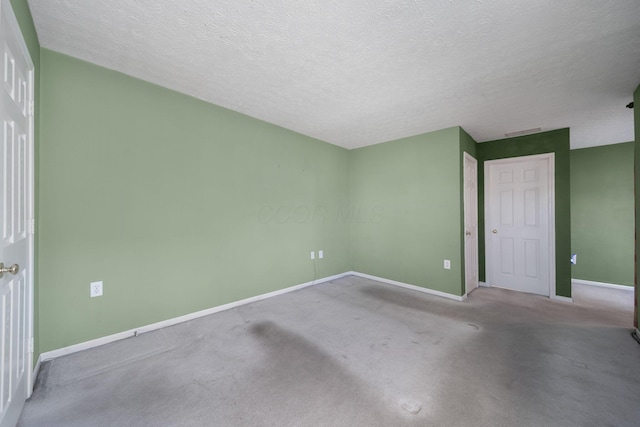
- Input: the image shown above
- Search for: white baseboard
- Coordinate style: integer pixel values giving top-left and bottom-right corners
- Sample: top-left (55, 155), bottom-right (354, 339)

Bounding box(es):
top-left (572, 279), bottom-right (634, 291)
top-left (349, 271), bottom-right (466, 302)
top-left (478, 281), bottom-right (488, 287)
top-left (38, 272), bottom-right (351, 362)
top-left (30, 354), bottom-right (42, 397)
top-left (550, 295), bottom-right (573, 303)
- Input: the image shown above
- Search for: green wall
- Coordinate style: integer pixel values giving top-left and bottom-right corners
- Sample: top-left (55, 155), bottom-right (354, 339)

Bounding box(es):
top-left (10, 0), bottom-right (41, 361)
top-left (38, 50), bottom-right (351, 352)
top-left (477, 129), bottom-right (572, 297)
top-left (571, 143), bottom-right (634, 286)
top-left (349, 127), bottom-right (465, 296)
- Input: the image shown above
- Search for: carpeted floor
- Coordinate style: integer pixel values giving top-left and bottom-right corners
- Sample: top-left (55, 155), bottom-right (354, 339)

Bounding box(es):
top-left (18, 276), bottom-right (640, 426)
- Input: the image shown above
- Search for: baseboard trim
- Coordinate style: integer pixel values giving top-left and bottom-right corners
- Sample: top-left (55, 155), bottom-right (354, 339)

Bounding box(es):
top-left (30, 354), bottom-right (42, 397)
top-left (550, 295), bottom-right (573, 303)
top-left (349, 271), bottom-right (466, 302)
top-left (38, 272), bottom-right (350, 362)
top-left (478, 281), bottom-right (488, 287)
top-left (572, 279), bottom-right (634, 291)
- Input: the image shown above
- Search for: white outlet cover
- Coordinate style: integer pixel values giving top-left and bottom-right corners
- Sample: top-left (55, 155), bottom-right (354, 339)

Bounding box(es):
top-left (310, 251), bottom-right (315, 260)
top-left (90, 281), bottom-right (103, 297)
top-left (444, 260), bottom-right (451, 270)
top-left (319, 250), bottom-right (324, 259)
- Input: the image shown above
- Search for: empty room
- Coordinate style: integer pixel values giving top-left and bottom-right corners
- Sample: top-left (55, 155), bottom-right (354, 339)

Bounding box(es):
top-left (0, 0), bottom-right (639, 426)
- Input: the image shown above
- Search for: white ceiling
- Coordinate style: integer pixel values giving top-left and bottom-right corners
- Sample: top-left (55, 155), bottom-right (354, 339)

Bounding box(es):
top-left (28, 0), bottom-right (640, 150)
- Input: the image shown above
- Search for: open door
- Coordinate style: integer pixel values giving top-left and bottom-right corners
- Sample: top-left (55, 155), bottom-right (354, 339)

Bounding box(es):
top-left (464, 152), bottom-right (478, 295)
top-left (0, 0), bottom-right (35, 425)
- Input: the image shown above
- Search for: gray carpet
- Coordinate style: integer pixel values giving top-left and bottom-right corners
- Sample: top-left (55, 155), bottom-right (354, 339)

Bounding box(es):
top-left (18, 276), bottom-right (640, 426)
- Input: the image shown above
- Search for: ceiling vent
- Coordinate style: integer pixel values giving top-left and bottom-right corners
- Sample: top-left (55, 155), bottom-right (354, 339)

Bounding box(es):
top-left (504, 127), bottom-right (542, 138)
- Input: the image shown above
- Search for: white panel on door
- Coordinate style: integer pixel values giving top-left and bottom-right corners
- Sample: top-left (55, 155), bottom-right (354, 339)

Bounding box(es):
top-left (499, 170), bottom-right (513, 183)
top-left (500, 238), bottom-right (514, 275)
top-left (16, 75), bottom-right (25, 116)
top-left (17, 272), bottom-right (24, 375)
top-left (524, 188), bottom-right (539, 226)
top-left (2, 45), bottom-right (13, 100)
top-left (523, 168), bottom-right (538, 182)
top-left (500, 190), bottom-right (513, 225)
top-left (0, 281), bottom-right (12, 411)
top-left (524, 239), bottom-right (539, 278)
top-left (16, 132), bottom-right (25, 239)
top-left (1, 121), bottom-right (12, 243)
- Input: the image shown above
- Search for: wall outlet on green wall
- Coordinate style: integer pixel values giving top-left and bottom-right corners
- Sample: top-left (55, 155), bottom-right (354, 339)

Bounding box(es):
top-left (90, 281), bottom-right (103, 298)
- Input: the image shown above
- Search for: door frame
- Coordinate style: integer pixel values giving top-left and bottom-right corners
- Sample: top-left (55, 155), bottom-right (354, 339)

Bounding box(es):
top-left (484, 153), bottom-right (556, 297)
top-left (1, 0), bottom-right (35, 396)
top-left (463, 152), bottom-right (478, 295)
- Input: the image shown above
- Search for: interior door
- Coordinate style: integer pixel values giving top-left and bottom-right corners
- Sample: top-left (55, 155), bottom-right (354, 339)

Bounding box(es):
top-left (485, 154), bottom-right (553, 296)
top-left (464, 152), bottom-right (478, 294)
top-left (0, 0), bottom-right (34, 425)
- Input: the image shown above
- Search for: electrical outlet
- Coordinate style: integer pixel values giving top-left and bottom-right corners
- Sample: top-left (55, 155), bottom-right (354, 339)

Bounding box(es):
top-left (310, 251), bottom-right (315, 260)
top-left (444, 260), bottom-right (451, 270)
top-left (319, 250), bottom-right (324, 259)
top-left (90, 281), bottom-right (103, 297)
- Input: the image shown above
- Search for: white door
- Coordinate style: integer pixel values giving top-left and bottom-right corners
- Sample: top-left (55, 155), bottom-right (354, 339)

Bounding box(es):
top-left (463, 152), bottom-right (478, 295)
top-left (0, 0), bottom-right (34, 425)
top-left (485, 154), bottom-right (554, 296)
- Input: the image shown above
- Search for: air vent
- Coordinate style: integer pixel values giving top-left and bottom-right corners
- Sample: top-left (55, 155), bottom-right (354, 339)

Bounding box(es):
top-left (504, 127), bottom-right (542, 138)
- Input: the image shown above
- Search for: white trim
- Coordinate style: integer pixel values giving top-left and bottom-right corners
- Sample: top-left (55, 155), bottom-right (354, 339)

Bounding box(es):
top-left (484, 153), bottom-right (556, 298)
top-left (572, 279), bottom-right (634, 291)
top-left (32, 355), bottom-right (42, 387)
top-left (350, 271), bottom-right (467, 302)
top-left (478, 281), bottom-right (489, 287)
top-left (38, 272), bottom-right (350, 362)
top-left (550, 295), bottom-right (573, 303)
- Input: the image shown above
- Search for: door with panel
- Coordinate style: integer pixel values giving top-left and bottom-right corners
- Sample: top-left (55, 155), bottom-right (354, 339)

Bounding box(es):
top-left (464, 153), bottom-right (478, 294)
top-left (485, 154), bottom-right (554, 296)
top-left (0, 0), bottom-right (34, 425)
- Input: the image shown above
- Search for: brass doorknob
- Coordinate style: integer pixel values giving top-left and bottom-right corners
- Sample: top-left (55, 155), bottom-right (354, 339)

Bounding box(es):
top-left (492, 229), bottom-right (498, 234)
top-left (0, 263), bottom-right (19, 278)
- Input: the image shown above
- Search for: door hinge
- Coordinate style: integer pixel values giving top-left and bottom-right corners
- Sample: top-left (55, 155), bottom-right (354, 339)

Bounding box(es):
top-left (28, 100), bottom-right (34, 117)
top-left (28, 337), bottom-right (34, 353)
top-left (29, 218), bottom-right (35, 235)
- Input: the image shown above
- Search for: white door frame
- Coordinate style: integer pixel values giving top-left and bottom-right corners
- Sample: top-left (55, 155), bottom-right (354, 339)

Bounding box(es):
top-left (463, 152), bottom-right (478, 295)
top-left (484, 153), bottom-right (556, 297)
top-left (0, 0), bottom-right (35, 395)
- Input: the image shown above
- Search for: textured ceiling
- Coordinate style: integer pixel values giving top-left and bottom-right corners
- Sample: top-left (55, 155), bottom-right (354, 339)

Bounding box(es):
top-left (28, 0), bottom-right (640, 149)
